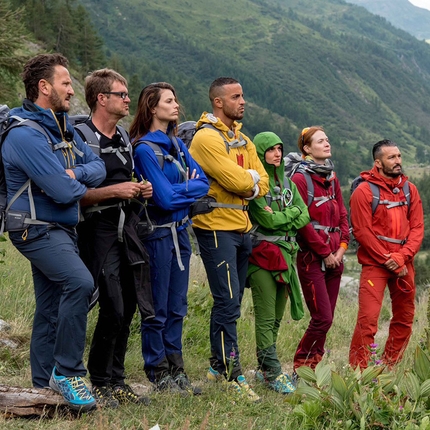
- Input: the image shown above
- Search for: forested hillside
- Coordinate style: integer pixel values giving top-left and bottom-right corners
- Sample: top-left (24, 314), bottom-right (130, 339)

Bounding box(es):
top-left (3, 0), bottom-right (430, 187)
top-left (346, 0), bottom-right (430, 40)
top-left (78, 0), bottom-right (430, 184)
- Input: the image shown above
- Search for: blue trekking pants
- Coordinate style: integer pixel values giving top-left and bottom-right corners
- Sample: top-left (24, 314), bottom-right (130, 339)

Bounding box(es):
top-left (194, 229), bottom-right (252, 380)
top-left (141, 228), bottom-right (191, 382)
top-left (9, 225), bottom-right (94, 388)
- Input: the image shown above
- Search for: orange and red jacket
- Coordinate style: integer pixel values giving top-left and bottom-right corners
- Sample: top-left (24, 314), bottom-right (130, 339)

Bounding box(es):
top-left (291, 171), bottom-right (349, 258)
top-left (350, 166), bottom-right (424, 273)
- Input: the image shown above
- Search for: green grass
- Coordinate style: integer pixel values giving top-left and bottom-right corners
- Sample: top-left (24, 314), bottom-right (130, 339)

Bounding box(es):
top-left (0, 241), bottom-right (429, 429)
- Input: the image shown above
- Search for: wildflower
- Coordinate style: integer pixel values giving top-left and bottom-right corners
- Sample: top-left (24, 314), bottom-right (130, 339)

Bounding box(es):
top-left (368, 343), bottom-right (381, 366)
top-left (227, 348), bottom-right (236, 380)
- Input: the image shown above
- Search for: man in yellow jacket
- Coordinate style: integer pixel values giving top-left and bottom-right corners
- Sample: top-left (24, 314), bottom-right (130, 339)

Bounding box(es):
top-left (190, 77), bottom-right (269, 402)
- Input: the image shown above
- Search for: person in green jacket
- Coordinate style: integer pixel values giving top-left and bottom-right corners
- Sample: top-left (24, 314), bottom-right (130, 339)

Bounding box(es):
top-left (247, 131), bottom-right (310, 394)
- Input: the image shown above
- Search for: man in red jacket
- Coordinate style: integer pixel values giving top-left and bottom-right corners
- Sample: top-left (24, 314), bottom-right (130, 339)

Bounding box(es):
top-left (349, 139), bottom-right (424, 369)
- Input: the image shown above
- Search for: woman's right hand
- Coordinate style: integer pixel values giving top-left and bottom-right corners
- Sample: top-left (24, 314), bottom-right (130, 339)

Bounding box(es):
top-left (323, 253), bottom-right (338, 269)
top-left (188, 168), bottom-right (199, 179)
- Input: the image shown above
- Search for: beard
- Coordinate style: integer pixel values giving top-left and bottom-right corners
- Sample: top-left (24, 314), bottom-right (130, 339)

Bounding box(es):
top-left (223, 105), bottom-right (244, 121)
top-left (49, 87), bottom-right (70, 112)
top-left (380, 160), bottom-right (402, 177)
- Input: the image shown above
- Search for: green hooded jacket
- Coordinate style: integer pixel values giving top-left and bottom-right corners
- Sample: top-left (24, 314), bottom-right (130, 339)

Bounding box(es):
top-left (247, 131), bottom-right (310, 320)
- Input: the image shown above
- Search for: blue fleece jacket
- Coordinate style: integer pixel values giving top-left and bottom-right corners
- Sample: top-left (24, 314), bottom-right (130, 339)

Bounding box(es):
top-left (2, 103), bottom-right (106, 226)
top-left (133, 130), bottom-right (209, 230)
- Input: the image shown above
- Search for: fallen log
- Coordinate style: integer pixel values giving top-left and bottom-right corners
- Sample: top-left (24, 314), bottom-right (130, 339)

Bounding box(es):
top-left (0, 385), bottom-right (68, 417)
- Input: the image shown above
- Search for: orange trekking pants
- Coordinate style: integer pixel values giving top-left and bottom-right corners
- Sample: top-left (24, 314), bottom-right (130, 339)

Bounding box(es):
top-left (349, 263), bottom-right (415, 369)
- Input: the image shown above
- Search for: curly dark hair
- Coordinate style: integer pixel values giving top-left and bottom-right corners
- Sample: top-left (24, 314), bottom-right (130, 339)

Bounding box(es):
top-left (22, 53), bottom-right (69, 102)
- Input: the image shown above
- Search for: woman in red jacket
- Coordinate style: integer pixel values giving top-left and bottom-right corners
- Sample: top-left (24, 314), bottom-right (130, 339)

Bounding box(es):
top-left (286, 126), bottom-right (349, 373)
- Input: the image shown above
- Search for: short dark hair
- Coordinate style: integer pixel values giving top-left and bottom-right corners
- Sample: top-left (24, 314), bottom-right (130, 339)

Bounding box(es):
top-left (22, 53), bottom-right (69, 102)
top-left (209, 77), bottom-right (240, 104)
top-left (372, 139), bottom-right (397, 160)
top-left (85, 68), bottom-right (128, 112)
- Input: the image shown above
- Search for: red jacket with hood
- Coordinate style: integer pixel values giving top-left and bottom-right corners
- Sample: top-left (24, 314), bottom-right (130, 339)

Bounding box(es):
top-left (350, 166), bottom-right (424, 272)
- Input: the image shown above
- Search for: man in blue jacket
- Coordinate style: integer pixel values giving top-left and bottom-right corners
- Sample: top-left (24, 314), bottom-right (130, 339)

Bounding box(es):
top-left (1, 53), bottom-right (106, 411)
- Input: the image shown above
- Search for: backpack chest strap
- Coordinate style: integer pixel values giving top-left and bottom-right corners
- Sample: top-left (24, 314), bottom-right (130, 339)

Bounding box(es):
top-left (100, 145), bottom-right (131, 165)
top-left (379, 200), bottom-right (408, 210)
top-left (314, 194), bottom-right (335, 207)
top-left (228, 137), bottom-right (247, 149)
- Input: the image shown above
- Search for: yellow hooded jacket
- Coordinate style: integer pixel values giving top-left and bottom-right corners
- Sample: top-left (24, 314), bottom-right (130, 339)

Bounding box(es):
top-left (189, 112), bottom-right (269, 232)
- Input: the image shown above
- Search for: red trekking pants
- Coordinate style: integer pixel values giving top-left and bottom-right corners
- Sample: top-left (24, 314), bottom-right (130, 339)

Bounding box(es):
top-left (349, 263), bottom-right (415, 369)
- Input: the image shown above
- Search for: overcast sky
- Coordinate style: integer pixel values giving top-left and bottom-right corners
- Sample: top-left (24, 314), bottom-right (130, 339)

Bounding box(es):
top-left (409, 0), bottom-right (430, 11)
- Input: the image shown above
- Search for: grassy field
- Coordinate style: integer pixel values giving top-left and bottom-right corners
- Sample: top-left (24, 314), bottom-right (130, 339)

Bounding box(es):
top-left (0, 240), bottom-right (429, 429)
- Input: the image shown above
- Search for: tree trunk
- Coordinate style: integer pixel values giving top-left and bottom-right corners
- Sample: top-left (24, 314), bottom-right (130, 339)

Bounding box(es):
top-left (0, 385), bottom-right (67, 417)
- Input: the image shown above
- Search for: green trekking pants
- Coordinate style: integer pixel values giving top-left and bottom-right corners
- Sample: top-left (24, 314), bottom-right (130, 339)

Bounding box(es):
top-left (248, 268), bottom-right (287, 380)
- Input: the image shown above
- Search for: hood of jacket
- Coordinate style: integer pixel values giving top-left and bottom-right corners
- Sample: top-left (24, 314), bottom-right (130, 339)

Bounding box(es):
top-left (196, 112), bottom-right (243, 135)
top-left (10, 99), bottom-right (74, 142)
top-left (361, 166), bottom-right (409, 193)
top-left (253, 131), bottom-right (284, 187)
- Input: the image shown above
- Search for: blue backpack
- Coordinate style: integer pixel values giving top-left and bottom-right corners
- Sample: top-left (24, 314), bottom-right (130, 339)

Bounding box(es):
top-left (0, 105), bottom-right (54, 234)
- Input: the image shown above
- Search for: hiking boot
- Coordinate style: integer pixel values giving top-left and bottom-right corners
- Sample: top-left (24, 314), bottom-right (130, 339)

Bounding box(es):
top-left (154, 375), bottom-right (188, 396)
top-left (49, 366), bottom-right (96, 411)
top-left (112, 383), bottom-right (151, 406)
top-left (268, 374), bottom-right (296, 394)
top-left (229, 375), bottom-right (261, 403)
top-left (207, 366), bottom-right (223, 382)
top-left (255, 371), bottom-right (295, 394)
top-left (91, 385), bottom-right (119, 409)
top-left (174, 373), bottom-right (202, 395)
top-left (291, 371), bottom-right (299, 387)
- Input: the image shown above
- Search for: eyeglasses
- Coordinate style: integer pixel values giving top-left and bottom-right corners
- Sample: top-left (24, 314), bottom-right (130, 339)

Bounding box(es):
top-left (103, 91), bottom-right (129, 100)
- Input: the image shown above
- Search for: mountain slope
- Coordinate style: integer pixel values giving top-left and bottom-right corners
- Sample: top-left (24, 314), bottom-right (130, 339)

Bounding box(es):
top-left (346, 0), bottom-right (430, 40)
top-left (82, 0), bottom-right (430, 183)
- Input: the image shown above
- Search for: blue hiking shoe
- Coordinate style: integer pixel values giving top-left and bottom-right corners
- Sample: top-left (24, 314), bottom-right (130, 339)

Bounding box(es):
top-left (207, 366), bottom-right (223, 382)
top-left (255, 370), bottom-right (295, 394)
top-left (229, 375), bottom-right (261, 403)
top-left (49, 366), bottom-right (96, 411)
top-left (267, 374), bottom-right (296, 394)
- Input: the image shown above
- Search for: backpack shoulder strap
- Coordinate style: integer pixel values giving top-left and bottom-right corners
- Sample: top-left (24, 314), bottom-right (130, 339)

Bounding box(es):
top-left (7, 117), bottom-right (52, 145)
top-left (297, 170), bottom-right (314, 207)
top-left (199, 123), bottom-right (230, 153)
top-left (74, 122), bottom-right (100, 155)
top-left (135, 141), bottom-right (164, 169)
top-left (116, 125), bottom-right (130, 146)
top-left (116, 125), bottom-right (133, 168)
top-left (403, 180), bottom-right (411, 211)
top-left (368, 182), bottom-right (380, 216)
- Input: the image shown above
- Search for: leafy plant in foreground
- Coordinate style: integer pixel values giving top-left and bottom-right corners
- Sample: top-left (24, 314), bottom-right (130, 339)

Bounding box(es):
top-left (286, 352), bottom-right (430, 429)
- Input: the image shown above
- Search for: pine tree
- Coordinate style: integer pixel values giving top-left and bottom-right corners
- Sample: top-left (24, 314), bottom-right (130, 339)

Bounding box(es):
top-left (0, 1), bottom-right (28, 105)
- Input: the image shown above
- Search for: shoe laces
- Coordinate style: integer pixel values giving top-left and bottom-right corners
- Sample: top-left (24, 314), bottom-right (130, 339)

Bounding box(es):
top-left (114, 384), bottom-right (138, 400)
top-left (93, 386), bottom-right (114, 398)
top-left (235, 376), bottom-right (260, 402)
top-left (67, 377), bottom-right (93, 400)
top-left (271, 374), bottom-right (295, 392)
top-left (174, 373), bottom-right (191, 388)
